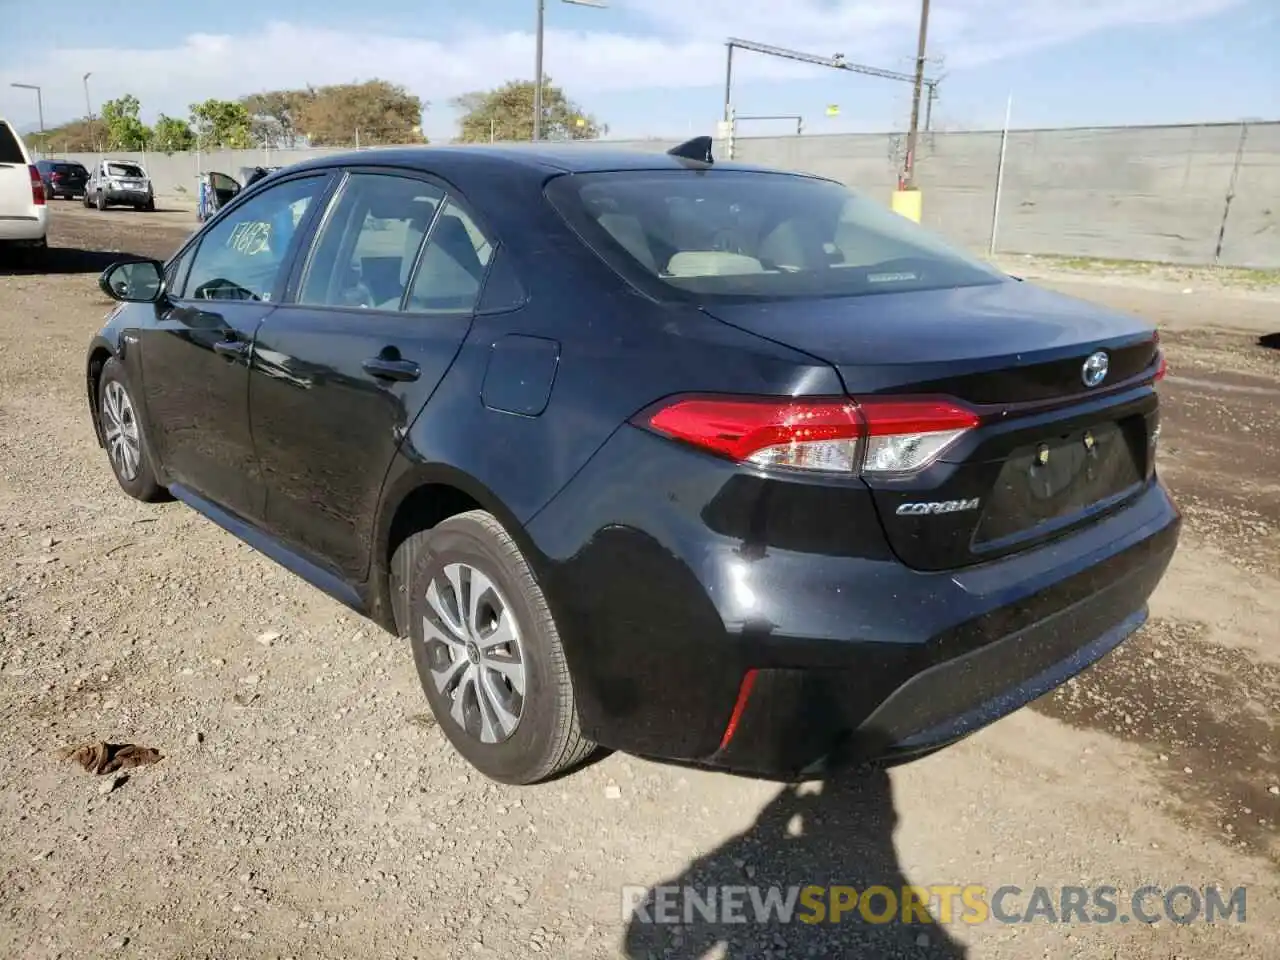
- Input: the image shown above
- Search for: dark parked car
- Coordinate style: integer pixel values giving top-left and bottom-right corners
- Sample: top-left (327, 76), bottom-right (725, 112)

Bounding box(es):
top-left (35, 158), bottom-right (89, 199)
top-left (86, 140), bottom-right (1179, 785)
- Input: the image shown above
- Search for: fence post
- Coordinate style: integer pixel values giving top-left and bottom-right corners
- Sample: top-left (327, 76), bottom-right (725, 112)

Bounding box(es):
top-left (988, 94), bottom-right (1012, 257)
top-left (1213, 120), bottom-right (1250, 267)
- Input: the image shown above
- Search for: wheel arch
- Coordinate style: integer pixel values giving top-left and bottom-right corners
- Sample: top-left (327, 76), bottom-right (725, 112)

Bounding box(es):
top-left (85, 340), bottom-right (116, 448)
top-left (374, 460), bottom-right (544, 638)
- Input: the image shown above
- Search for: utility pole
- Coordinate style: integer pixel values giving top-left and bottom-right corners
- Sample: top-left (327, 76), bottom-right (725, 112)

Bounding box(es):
top-left (534, 0), bottom-right (607, 142)
top-left (533, 0), bottom-right (545, 141)
top-left (903, 0), bottom-right (931, 188)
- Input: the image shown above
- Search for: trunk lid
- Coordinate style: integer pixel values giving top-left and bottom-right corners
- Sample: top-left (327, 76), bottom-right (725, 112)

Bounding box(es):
top-left (701, 279), bottom-right (1162, 571)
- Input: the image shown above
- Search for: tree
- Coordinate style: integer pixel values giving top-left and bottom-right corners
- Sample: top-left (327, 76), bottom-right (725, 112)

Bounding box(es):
top-left (100, 94), bottom-right (151, 150)
top-left (452, 77), bottom-right (605, 143)
top-left (152, 114), bottom-right (196, 153)
top-left (189, 98), bottom-right (253, 149)
top-left (241, 89), bottom-right (312, 147)
top-left (294, 80), bottom-right (426, 146)
top-left (27, 119), bottom-right (101, 153)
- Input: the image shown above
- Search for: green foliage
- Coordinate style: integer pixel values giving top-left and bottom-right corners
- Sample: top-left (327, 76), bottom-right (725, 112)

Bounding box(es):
top-left (189, 99), bottom-right (254, 149)
top-left (152, 114), bottom-right (196, 153)
top-left (452, 77), bottom-right (605, 143)
top-left (27, 119), bottom-right (100, 152)
top-left (240, 89), bottom-right (310, 147)
top-left (294, 80), bottom-right (427, 146)
top-left (100, 95), bottom-right (151, 150)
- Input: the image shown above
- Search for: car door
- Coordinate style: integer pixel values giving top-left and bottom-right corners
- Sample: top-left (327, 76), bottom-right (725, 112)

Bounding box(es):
top-left (138, 172), bottom-right (333, 522)
top-left (249, 169), bottom-right (493, 581)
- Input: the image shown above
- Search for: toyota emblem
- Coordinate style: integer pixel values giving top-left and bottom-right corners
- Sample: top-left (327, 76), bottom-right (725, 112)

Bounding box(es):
top-left (1082, 351), bottom-right (1109, 388)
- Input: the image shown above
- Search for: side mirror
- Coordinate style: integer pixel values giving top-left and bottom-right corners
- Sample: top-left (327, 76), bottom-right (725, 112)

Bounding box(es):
top-left (100, 259), bottom-right (166, 303)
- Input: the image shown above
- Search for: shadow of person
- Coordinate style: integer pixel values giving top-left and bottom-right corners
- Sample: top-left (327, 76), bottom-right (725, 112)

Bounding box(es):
top-left (622, 764), bottom-right (968, 959)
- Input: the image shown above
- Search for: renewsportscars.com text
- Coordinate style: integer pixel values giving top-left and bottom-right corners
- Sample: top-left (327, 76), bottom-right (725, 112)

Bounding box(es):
top-left (623, 884), bottom-right (1248, 926)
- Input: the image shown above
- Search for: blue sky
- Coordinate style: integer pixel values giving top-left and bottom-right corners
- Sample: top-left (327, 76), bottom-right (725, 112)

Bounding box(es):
top-left (1, 0), bottom-right (1276, 140)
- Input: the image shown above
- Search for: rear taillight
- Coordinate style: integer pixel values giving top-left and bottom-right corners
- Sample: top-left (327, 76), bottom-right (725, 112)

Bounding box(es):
top-left (639, 395), bottom-right (980, 476)
top-left (29, 165), bottom-right (45, 205)
top-left (1154, 350), bottom-right (1167, 382)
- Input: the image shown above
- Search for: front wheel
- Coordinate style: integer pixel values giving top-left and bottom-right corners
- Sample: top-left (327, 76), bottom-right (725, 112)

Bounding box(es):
top-left (396, 510), bottom-right (594, 785)
top-left (97, 357), bottom-right (166, 502)
top-left (95, 191), bottom-right (107, 211)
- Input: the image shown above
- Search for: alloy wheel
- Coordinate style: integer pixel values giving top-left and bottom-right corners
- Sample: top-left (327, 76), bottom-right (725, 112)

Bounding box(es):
top-left (423, 562), bottom-right (527, 744)
top-left (102, 380), bottom-right (142, 482)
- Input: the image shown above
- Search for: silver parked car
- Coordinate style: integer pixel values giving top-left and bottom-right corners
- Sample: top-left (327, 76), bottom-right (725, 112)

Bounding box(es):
top-left (85, 158), bottom-right (155, 212)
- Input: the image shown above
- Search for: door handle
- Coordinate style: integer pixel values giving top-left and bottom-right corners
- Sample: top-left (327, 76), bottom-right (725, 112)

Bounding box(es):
top-left (362, 357), bottom-right (421, 382)
top-left (213, 339), bottom-right (249, 360)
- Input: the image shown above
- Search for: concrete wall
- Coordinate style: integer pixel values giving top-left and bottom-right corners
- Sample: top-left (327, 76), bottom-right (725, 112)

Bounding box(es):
top-left (54, 121), bottom-right (1280, 269)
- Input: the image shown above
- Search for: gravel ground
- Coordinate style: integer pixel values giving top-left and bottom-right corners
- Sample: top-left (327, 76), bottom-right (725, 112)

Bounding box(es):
top-left (1, 205), bottom-right (1278, 959)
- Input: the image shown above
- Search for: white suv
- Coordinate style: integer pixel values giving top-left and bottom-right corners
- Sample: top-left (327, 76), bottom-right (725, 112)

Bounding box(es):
top-left (0, 117), bottom-right (48, 256)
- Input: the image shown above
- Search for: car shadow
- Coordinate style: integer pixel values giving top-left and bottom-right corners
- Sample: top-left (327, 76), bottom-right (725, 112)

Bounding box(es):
top-left (0, 246), bottom-right (143, 277)
top-left (1259, 332), bottom-right (1280, 350)
top-left (621, 762), bottom-right (968, 959)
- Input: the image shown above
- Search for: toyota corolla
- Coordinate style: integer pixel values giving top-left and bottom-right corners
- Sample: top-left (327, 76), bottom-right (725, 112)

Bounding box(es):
top-left (85, 139), bottom-right (1179, 784)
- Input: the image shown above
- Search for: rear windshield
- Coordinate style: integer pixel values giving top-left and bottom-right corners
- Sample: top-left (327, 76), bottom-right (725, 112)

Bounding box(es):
top-left (545, 170), bottom-right (1003, 301)
top-left (55, 163), bottom-right (85, 175)
top-left (0, 121), bottom-right (26, 164)
top-left (107, 162), bottom-right (145, 178)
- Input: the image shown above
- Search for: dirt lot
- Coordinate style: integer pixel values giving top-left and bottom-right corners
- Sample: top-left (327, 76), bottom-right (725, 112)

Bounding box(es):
top-left (1, 205), bottom-right (1278, 959)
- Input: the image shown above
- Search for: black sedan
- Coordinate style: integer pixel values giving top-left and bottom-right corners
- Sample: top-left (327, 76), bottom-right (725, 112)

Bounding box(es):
top-left (86, 140), bottom-right (1179, 785)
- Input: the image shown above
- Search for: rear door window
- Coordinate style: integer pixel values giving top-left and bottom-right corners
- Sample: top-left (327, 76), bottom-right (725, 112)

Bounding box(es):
top-left (297, 173), bottom-right (445, 310)
top-left (0, 121), bottom-right (27, 164)
top-left (405, 200), bottom-right (493, 314)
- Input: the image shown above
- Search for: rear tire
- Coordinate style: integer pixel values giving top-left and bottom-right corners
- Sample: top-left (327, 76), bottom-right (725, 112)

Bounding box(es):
top-left (396, 510), bottom-right (594, 785)
top-left (144, 199), bottom-right (156, 212)
top-left (96, 191), bottom-right (107, 211)
top-left (97, 357), bottom-right (166, 502)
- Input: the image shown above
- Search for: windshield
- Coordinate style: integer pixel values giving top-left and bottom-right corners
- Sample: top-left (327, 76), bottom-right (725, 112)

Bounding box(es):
top-left (107, 162), bottom-right (145, 178)
top-left (546, 170), bottom-right (1004, 301)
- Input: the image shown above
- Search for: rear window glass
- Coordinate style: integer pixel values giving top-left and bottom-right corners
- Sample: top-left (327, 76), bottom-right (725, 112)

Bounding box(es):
top-left (107, 162), bottom-right (145, 178)
top-left (0, 122), bottom-right (26, 164)
top-left (54, 163), bottom-right (81, 174)
top-left (545, 170), bottom-right (1003, 301)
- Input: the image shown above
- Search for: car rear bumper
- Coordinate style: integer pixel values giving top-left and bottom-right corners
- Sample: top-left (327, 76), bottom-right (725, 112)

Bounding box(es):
top-left (104, 189), bottom-right (152, 203)
top-left (0, 211), bottom-right (49, 242)
top-left (526, 424), bottom-right (1180, 777)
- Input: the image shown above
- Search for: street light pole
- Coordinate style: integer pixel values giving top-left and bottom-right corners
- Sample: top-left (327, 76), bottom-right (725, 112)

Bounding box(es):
top-left (903, 0), bottom-right (931, 188)
top-left (10, 83), bottom-right (44, 134)
top-left (533, 0), bottom-right (606, 142)
top-left (533, 0), bottom-right (545, 141)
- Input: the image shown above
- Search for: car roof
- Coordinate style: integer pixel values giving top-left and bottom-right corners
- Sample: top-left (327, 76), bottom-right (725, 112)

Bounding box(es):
top-left (284, 143), bottom-right (800, 181)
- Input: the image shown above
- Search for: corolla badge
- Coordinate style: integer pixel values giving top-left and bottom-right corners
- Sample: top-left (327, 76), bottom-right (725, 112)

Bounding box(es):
top-left (1082, 350), bottom-right (1110, 387)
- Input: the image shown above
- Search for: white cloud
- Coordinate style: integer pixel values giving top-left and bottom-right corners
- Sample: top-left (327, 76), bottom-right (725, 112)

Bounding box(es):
top-left (0, 0), bottom-right (1244, 137)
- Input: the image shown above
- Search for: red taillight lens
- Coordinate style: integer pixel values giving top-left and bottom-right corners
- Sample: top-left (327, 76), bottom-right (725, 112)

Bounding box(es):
top-left (28, 165), bottom-right (45, 205)
top-left (1154, 350), bottom-right (1167, 382)
top-left (641, 395), bottom-right (979, 476)
top-left (646, 397), bottom-right (863, 473)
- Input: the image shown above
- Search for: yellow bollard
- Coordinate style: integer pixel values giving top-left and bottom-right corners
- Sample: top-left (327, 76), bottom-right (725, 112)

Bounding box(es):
top-left (891, 188), bottom-right (922, 223)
